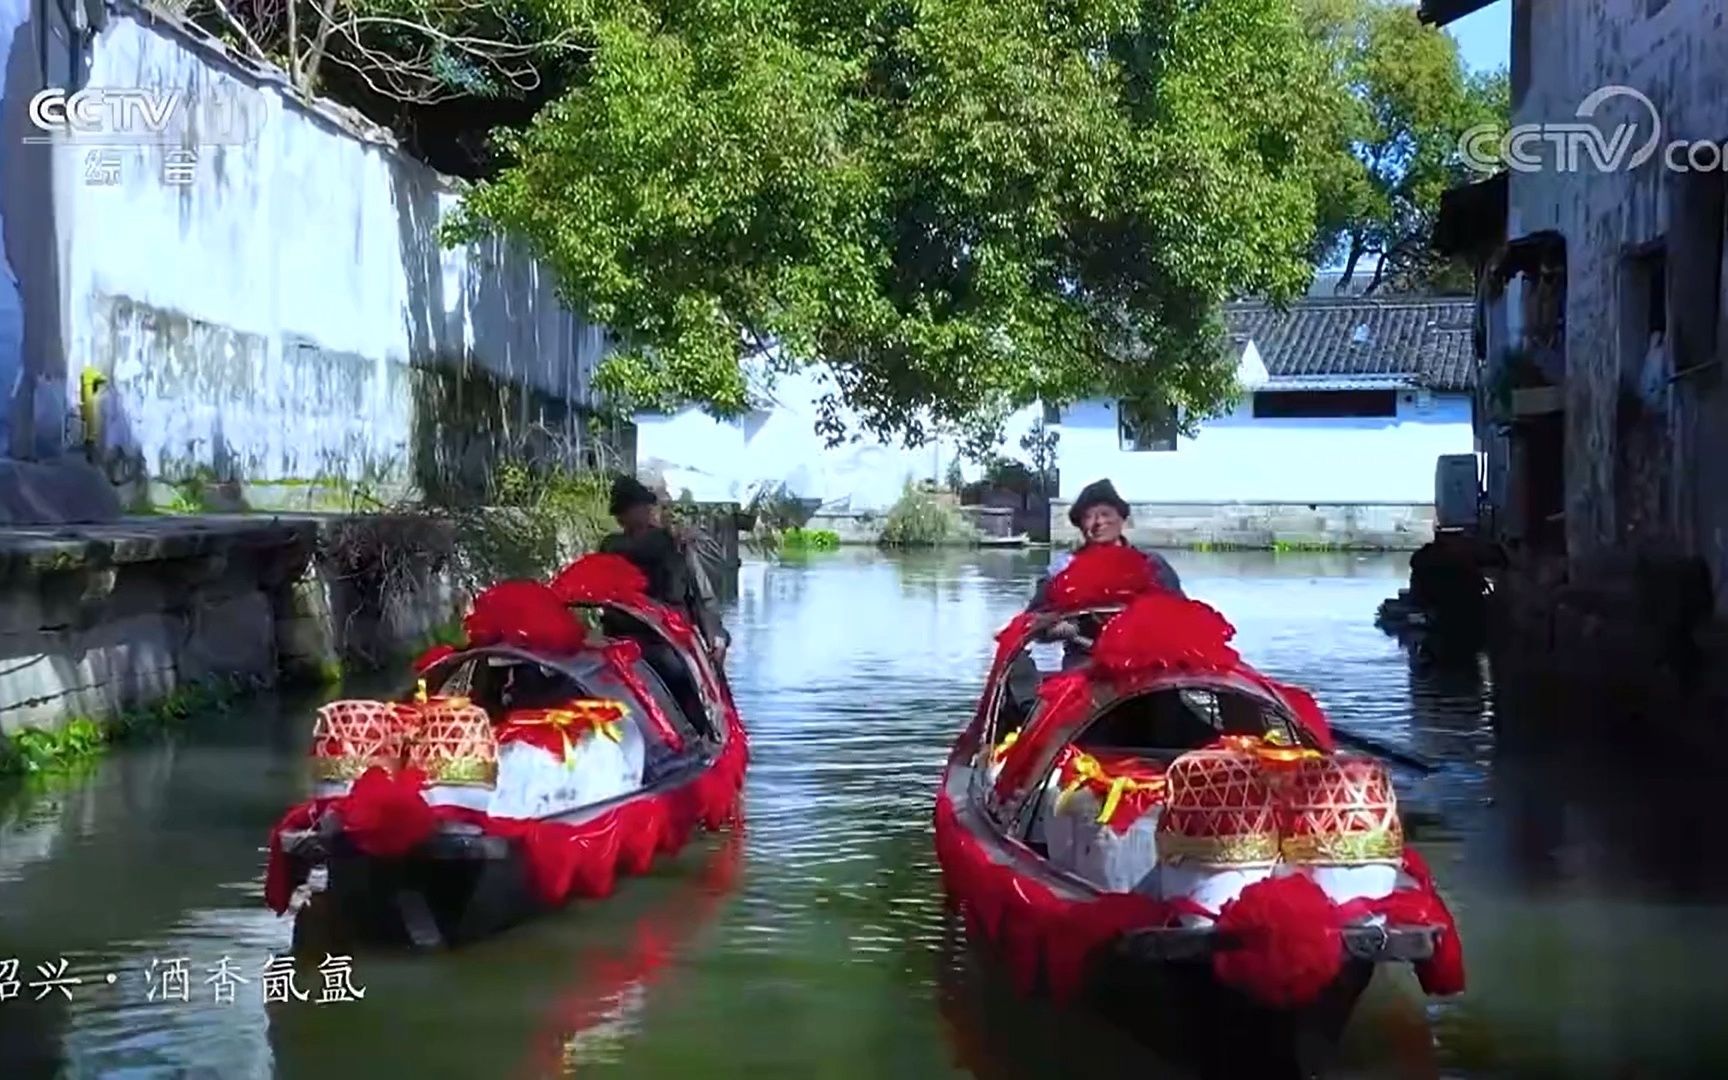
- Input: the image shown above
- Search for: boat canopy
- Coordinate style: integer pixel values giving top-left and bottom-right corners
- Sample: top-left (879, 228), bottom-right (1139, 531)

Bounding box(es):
top-left (981, 588), bottom-right (1337, 819)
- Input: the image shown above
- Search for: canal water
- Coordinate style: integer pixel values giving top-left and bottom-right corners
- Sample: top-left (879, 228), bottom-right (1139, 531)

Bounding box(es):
top-left (3, 549), bottom-right (1727, 1078)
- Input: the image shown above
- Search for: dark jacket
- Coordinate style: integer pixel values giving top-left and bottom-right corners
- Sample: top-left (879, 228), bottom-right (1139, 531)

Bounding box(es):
top-left (599, 527), bottom-right (730, 647)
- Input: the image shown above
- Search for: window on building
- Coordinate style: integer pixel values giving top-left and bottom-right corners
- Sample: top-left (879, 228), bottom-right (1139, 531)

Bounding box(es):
top-left (1619, 242), bottom-right (1670, 394)
top-left (1042, 402), bottom-right (1062, 424)
top-left (1645, 251), bottom-right (1668, 338)
top-left (1250, 390), bottom-right (1398, 419)
top-left (1118, 399), bottom-right (1178, 452)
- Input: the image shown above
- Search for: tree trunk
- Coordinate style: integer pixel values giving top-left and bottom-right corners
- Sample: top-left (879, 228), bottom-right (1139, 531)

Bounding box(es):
top-left (1336, 235), bottom-right (1367, 293)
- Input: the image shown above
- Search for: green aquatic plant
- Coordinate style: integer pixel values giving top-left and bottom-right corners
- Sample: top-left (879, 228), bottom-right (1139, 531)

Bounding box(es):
top-left (781, 527), bottom-right (840, 552)
top-left (0, 676), bottom-right (256, 779)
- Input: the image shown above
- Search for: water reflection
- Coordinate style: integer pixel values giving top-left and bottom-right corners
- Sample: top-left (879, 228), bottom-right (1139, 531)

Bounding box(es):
top-left (1, 548), bottom-right (1725, 1077)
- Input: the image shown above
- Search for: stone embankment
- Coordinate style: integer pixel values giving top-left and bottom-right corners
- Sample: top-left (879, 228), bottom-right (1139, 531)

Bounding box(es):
top-left (0, 460), bottom-right (459, 738)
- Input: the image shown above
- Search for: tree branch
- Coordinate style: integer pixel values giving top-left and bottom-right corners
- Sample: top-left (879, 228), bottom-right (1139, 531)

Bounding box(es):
top-left (203, 0), bottom-right (270, 62)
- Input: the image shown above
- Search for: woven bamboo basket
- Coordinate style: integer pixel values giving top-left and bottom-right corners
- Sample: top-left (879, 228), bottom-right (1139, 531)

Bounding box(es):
top-left (406, 698), bottom-right (498, 787)
top-left (1279, 753), bottom-right (1403, 866)
top-left (1155, 747), bottom-right (1280, 866)
top-left (310, 700), bottom-right (418, 782)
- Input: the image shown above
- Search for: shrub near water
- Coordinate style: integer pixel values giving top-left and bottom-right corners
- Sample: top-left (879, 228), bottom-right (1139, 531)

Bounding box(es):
top-left (880, 484), bottom-right (974, 547)
top-left (782, 527), bottom-right (840, 551)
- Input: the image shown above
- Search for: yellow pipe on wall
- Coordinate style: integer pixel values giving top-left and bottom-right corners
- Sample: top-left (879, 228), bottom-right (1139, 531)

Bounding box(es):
top-left (79, 368), bottom-right (107, 450)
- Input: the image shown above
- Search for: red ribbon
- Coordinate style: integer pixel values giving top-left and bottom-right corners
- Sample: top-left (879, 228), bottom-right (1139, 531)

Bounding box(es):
top-left (602, 639), bottom-right (685, 752)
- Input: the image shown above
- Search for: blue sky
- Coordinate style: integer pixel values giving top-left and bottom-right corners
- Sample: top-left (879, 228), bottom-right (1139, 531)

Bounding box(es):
top-left (1436, 0), bottom-right (1510, 73)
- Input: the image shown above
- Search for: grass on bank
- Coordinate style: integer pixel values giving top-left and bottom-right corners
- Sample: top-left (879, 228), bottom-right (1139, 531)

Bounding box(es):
top-left (0, 676), bottom-right (256, 779)
top-left (1186, 539), bottom-right (1352, 552)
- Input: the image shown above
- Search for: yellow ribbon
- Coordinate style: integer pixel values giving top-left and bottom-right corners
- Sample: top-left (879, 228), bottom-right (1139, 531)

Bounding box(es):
top-left (1096, 773), bottom-right (1165, 825)
top-left (1054, 751), bottom-right (1104, 813)
top-left (1053, 750), bottom-right (1165, 824)
top-left (991, 730), bottom-right (1020, 763)
top-left (513, 703), bottom-right (626, 767)
top-left (1212, 732), bottom-right (1321, 766)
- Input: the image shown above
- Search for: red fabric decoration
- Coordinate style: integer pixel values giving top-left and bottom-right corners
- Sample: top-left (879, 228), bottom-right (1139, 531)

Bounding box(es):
top-left (992, 671), bottom-right (1093, 799)
top-left (465, 579), bottom-right (589, 654)
top-left (1395, 849), bottom-right (1465, 995)
top-left (1041, 890), bottom-right (1178, 1002)
top-left (264, 799), bottom-right (327, 914)
top-left (990, 612), bottom-right (1039, 675)
top-left (936, 783), bottom-right (1202, 1001)
top-left (1210, 873), bottom-right (1344, 1009)
top-left (497, 702), bottom-right (629, 760)
top-left (601, 639), bottom-right (686, 752)
top-left (616, 797), bottom-right (667, 876)
top-left (341, 766), bottom-right (438, 858)
top-left (658, 607), bottom-right (725, 705)
top-left (412, 644), bottom-right (459, 674)
top-left (1055, 751), bottom-right (1167, 835)
top-left (1090, 592), bottom-right (1240, 679)
top-left (1044, 544), bottom-right (1161, 610)
top-left (1267, 681), bottom-right (1336, 752)
top-left (550, 553), bottom-right (649, 605)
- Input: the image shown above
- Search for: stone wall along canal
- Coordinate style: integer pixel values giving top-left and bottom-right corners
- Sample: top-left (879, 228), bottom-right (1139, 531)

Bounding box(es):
top-left (2, 550), bottom-right (1727, 1076)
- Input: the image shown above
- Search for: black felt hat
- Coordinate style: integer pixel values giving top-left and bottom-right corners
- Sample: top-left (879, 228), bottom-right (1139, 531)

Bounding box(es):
top-left (608, 474), bottom-right (659, 517)
top-left (1068, 478), bottom-right (1130, 526)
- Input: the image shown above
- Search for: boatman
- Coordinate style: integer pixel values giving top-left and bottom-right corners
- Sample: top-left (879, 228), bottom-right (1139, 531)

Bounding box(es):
top-left (1028, 478), bottom-right (1184, 667)
top-left (601, 475), bottom-right (732, 668)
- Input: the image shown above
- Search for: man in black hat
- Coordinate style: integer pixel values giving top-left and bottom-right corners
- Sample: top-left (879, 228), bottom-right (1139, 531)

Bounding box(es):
top-left (1027, 478), bottom-right (1183, 664)
top-left (599, 475), bottom-right (731, 666)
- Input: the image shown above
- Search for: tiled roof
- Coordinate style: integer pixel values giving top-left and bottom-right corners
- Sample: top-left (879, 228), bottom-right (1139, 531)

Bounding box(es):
top-left (1225, 297), bottom-right (1477, 392)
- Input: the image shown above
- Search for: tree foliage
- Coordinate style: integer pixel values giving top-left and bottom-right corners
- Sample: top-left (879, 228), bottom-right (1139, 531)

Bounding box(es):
top-left (1302, 0), bottom-right (1507, 294)
top-left (448, 0), bottom-right (1338, 449)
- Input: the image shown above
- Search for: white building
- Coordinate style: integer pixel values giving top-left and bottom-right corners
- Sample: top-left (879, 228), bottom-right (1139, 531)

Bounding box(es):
top-left (633, 366), bottom-right (1041, 514)
top-left (1050, 297), bottom-right (1477, 549)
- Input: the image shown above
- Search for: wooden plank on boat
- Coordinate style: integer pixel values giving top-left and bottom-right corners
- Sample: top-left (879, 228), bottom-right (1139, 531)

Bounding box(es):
top-left (1118, 924), bottom-right (1438, 963)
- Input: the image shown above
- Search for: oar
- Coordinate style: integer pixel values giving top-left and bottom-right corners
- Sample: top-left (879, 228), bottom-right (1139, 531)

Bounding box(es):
top-left (1327, 726), bottom-right (1439, 774)
top-left (1067, 633), bottom-right (1439, 773)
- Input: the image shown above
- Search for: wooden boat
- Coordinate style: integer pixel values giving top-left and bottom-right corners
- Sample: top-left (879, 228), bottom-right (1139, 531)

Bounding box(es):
top-left (264, 553), bottom-right (749, 948)
top-left (933, 545), bottom-right (1464, 1077)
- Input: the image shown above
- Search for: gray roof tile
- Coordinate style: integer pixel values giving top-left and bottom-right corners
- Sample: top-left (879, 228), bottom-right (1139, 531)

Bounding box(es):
top-left (1224, 297), bottom-right (1476, 392)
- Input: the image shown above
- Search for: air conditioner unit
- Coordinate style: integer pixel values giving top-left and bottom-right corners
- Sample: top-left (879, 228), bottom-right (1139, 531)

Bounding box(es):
top-left (1434, 454), bottom-right (1479, 531)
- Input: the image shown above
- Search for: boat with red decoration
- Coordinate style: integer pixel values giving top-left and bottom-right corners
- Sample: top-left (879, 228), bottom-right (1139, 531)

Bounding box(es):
top-left (933, 545), bottom-right (1464, 1076)
top-left (264, 552), bottom-right (749, 948)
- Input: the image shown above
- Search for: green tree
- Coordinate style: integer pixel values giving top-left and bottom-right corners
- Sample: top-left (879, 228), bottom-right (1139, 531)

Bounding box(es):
top-left (448, 0), bottom-right (1337, 450)
top-left (1303, 0), bottom-right (1508, 294)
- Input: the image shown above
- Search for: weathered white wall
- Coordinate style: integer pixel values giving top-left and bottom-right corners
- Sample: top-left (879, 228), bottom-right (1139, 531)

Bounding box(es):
top-left (0, 0), bottom-right (19, 457)
top-left (635, 367), bottom-right (1043, 511)
top-left (1055, 392), bottom-right (1474, 504)
top-left (0, 0), bottom-right (72, 460)
top-left (1508, 0), bottom-right (1728, 598)
top-left (58, 9), bottom-right (605, 493)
